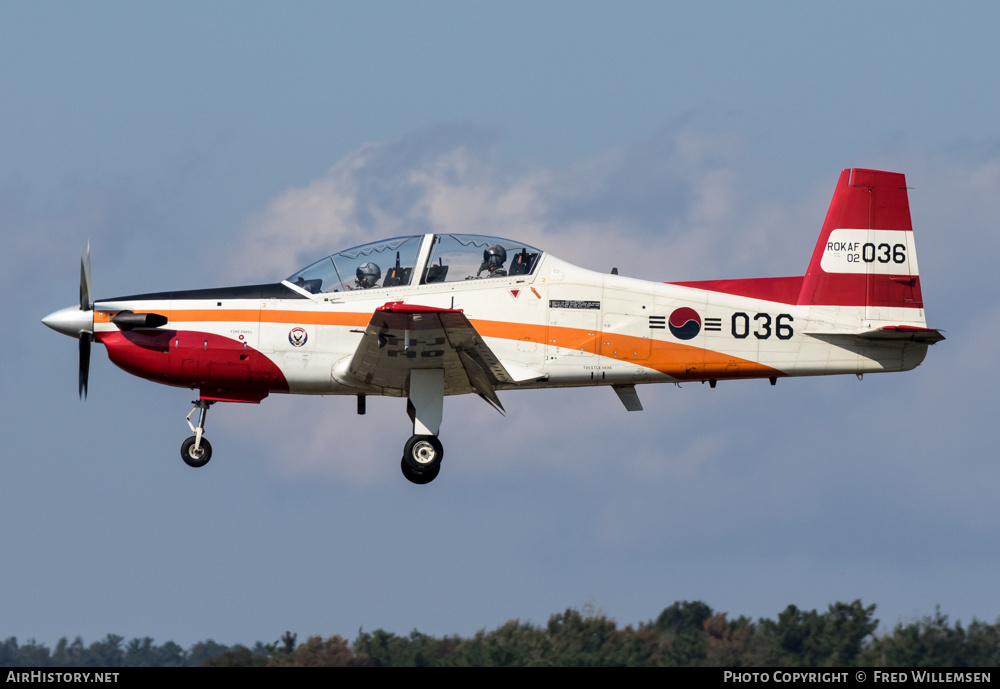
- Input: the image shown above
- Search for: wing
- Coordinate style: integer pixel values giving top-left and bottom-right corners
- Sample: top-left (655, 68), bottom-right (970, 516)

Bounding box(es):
top-left (346, 302), bottom-right (533, 412)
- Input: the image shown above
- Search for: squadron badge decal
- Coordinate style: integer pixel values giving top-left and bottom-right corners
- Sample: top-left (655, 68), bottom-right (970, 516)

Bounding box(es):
top-left (288, 327), bottom-right (308, 347)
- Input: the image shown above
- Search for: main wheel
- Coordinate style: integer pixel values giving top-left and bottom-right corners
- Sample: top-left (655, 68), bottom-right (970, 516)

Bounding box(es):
top-left (402, 434), bottom-right (443, 473)
top-left (180, 436), bottom-right (212, 468)
top-left (401, 457), bottom-right (440, 485)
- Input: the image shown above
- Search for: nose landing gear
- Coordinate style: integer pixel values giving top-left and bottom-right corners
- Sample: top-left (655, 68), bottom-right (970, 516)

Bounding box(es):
top-left (181, 400), bottom-right (214, 468)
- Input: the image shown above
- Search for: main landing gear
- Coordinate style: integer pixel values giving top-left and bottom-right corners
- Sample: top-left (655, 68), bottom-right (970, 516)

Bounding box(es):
top-left (181, 400), bottom-right (214, 468)
top-left (401, 435), bottom-right (443, 484)
top-left (401, 369), bottom-right (445, 485)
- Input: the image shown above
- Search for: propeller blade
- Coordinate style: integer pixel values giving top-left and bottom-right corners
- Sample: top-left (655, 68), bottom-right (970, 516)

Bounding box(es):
top-left (79, 333), bottom-right (91, 399)
top-left (80, 242), bottom-right (92, 311)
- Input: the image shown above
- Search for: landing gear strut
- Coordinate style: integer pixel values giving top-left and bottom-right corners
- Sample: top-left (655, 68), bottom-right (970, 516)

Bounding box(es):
top-left (401, 369), bottom-right (444, 485)
top-left (181, 400), bottom-right (214, 468)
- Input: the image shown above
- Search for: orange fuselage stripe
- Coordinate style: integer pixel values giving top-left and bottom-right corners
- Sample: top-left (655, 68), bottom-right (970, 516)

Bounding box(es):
top-left (126, 309), bottom-right (781, 379)
top-left (161, 309), bottom-right (371, 327)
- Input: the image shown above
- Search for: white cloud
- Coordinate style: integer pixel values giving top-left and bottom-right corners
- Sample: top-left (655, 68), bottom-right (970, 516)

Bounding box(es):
top-left (226, 146), bottom-right (376, 282)
top-left (229, 125), bottom-right (838, 293)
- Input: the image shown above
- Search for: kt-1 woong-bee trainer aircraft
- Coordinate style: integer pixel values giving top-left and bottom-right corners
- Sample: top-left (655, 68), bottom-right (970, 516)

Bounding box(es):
top-left (43, 168), bottom-right (943, 484)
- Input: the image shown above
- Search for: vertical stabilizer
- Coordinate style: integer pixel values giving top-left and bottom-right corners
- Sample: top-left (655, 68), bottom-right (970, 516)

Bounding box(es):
top-left (798, 169), bottom-right (924, 321)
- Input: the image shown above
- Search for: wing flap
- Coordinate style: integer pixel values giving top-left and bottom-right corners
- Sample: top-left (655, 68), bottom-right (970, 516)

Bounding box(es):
top-left (458, 349), bottom-right (505, 413)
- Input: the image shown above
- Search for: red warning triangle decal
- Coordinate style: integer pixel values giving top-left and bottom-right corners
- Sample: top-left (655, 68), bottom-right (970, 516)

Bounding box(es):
top-left (509, 289), bottom-right (520, 299)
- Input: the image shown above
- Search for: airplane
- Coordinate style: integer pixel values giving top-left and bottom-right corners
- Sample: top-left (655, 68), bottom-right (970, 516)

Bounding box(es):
top-left (43, 168), bottom-right (943, 484)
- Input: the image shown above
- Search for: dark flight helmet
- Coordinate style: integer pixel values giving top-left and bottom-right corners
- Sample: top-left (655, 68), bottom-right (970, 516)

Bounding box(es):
top-left (356, 261), bottom-right (382, 288)
top-left (481, 244), bottom-right (507, 273)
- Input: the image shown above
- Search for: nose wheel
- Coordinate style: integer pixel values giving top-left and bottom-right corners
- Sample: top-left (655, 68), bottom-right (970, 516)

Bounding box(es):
top-left (181, 400), bottom-right (214, 468)
top-left (401, 434), bottom-right (443, 484)
top-left (181, 436), bottom-right (213, 467)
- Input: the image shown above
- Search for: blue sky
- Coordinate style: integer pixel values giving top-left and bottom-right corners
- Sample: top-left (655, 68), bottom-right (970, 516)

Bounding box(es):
top-left (3, 2), bottom-right (999, 647)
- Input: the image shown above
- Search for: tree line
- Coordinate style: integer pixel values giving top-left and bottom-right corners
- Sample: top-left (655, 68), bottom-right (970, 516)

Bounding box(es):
top-left (2, 600), bottom-right (997, 667)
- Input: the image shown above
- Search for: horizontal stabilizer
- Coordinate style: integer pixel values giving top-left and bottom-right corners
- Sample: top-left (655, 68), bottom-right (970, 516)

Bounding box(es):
top-left (858, 326), bottom-right (945, 343)
top-left (805, 326), bottom-right (944, 344)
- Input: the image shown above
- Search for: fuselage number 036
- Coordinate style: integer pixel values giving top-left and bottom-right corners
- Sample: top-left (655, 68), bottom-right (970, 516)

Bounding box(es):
top-left (731, 312), bottom-right (794, 340)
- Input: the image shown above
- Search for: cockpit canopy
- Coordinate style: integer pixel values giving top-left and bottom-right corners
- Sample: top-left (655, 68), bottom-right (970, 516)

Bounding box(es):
top-left (286, 234), bottom-right (543, 294)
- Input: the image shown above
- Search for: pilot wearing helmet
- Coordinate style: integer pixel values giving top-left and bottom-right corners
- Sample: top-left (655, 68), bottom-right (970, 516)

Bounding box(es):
top-left (478, 244), bottom-right (507, 278)
top-left (355, 261), bottom-right (382, 289)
